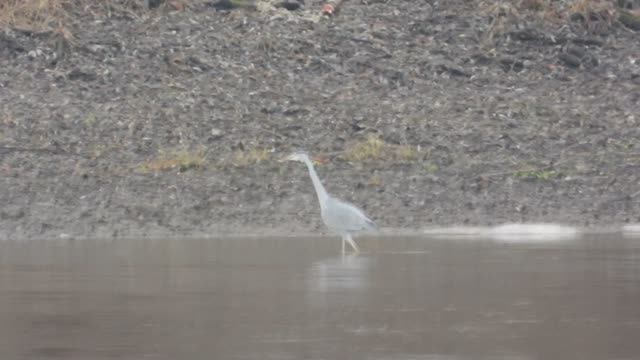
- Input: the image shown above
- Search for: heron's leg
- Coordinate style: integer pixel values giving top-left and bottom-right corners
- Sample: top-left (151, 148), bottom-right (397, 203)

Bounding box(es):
top-left (341, 235), bottom-right (345, 254)
top-left (345, 234), bottom-right (360, 253)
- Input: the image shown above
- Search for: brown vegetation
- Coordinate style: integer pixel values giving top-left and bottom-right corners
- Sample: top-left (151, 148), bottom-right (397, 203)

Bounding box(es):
top-left (0, 0), bottom-right (70, 29)
top-left (140, 148), bottom-right (207, 173)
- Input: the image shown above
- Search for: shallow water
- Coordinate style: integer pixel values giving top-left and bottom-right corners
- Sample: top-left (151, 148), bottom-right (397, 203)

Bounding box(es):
top-left (0, 235), bottom-right (639, 360)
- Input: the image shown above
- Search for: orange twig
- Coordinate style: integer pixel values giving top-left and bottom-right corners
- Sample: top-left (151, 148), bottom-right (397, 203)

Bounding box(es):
top-left (322, 0), bottom-right (345, 16)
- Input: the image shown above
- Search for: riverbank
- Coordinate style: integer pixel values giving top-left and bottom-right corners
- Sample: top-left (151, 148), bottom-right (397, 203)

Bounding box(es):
top-left (1, 0), bottom-right (639, 240)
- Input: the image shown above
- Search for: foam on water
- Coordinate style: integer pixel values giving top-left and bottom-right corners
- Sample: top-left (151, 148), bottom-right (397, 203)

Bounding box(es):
top-left (422, 223), bottom-right (580, 243)
top-left (486, 223), bottom-right (580, 243)
top-left (622, 224), bottom-right (640, 237)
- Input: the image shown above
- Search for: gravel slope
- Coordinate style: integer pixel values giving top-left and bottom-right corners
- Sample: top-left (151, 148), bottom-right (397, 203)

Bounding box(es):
top-left (1, 0), bottom-right (639, 239)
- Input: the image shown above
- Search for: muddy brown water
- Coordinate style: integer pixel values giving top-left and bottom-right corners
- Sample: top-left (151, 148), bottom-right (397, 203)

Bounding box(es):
top-left (0, 235), bottom-right (639, 360)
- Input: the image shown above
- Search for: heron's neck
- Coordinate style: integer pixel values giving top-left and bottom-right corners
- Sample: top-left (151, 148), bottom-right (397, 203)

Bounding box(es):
top-left (302, 157), bottom-right (329, 207)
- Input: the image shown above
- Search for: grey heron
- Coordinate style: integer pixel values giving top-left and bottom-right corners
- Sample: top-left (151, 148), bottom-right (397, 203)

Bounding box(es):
top-left (282, 151), bottom-right (377, 253)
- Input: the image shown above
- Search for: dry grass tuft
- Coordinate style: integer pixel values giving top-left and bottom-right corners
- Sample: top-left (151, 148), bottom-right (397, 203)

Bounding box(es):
top-left (480, 0), bottom-right (627, 37)
top-left (395, 145), bottom-right (419, 162)
top-left (0, 0), bottom-right (181, 30)
top-left (567, 0), bottom-right (619, 27)
top-left (345, 134), bottom-right (421, 163)
top-left (568, 0), bottom-right (616, 16)
top-left (232, 148), bottom-right (271, 167)
top-left (345, 134), bottom-right (386, 162)
top-left (480, 1), bottom-right (523, 44)
top-left (367, 174), bottom-right (383, 187)
top-left (140, 147), bottom-right (206, 173)
top-left (0, 0), bottom-right (71, 29)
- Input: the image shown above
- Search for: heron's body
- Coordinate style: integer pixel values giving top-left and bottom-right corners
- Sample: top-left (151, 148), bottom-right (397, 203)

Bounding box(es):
top-left (283, 151), bottom-right (376, 253)
top-left (321, 197), bottom-right (376, 233)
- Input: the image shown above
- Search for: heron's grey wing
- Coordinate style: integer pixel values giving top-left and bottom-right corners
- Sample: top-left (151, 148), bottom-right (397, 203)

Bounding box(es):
top-left (322, 197), bottom-right (376, 233)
